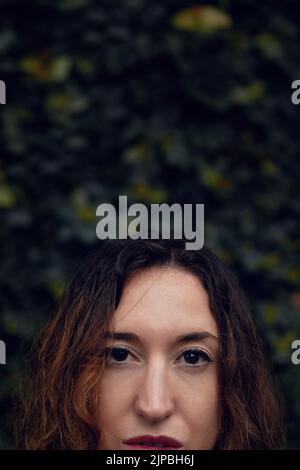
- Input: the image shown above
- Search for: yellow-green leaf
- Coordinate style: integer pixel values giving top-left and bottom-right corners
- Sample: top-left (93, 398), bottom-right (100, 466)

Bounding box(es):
top-left (287, 268), bottom-right (300, 284)
top-left (231, 81), bottom-right (265, 104)
top-left (172, 6), bottom-right (232, 34)
top-left (256, 33), bottom-right (284, 59)
top-left (260, 159), bottom-right (279, 176)
top-left (265, 304), bottom-right (279, 325)
top-left (21, 54), bottom-right (72, 82)
top-left (46, 92), bottom-right (88, 114)
top-left (0, 184), bottom-right (17, 208)
top-left (202, 167), bottom-right (231, 190)
top-left (275, 332), bottom-right (296, 353)
top-left (130, 182), bottom-right (167, 203)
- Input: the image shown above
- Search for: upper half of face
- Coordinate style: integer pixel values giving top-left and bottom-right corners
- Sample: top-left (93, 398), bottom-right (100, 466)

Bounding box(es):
top-left (107, 265), bottom-right (219, 363)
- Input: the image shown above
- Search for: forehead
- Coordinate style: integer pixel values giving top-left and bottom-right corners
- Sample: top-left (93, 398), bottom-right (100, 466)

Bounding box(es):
top-left (110, 266), bottom-right (218, 341)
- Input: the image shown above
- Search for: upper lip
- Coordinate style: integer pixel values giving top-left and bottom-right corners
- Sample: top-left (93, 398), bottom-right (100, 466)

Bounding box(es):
top-left (124, 435), bottom-right (182, 448)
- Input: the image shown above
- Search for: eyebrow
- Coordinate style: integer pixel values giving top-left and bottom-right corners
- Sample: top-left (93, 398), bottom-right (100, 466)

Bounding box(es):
top-left (104, 331), bottom-right (219, 344)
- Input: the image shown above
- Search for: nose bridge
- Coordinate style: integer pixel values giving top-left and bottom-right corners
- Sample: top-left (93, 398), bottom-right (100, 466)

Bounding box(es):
top-left (134, 356), bottom-right (175, 421)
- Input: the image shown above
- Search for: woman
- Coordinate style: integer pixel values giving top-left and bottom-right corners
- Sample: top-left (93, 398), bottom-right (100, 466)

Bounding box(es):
top-left (15, 238), bottom-right (286, 449)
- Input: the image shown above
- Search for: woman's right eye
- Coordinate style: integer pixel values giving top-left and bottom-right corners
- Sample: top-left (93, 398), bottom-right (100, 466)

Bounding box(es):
top-left (105, 347), bottom-right (132, 363)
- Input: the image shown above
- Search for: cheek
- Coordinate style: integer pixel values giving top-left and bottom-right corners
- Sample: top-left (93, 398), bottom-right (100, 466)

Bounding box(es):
top-left (96, 372), bottom-right (131, 449)
top-left (181, 371), bottom-right (219, 448)
top-left (97, 371), bottom-right (132, 423)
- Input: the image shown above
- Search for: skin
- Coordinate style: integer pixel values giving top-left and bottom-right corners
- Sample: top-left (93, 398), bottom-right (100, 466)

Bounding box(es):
top-left (96, 266), bottom-right (220, 450)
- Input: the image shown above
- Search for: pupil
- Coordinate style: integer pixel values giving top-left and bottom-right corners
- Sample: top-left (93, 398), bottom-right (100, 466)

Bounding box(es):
top-left (184, 350), bottom-right (200, 364)
top-left (112, 348), bottom-right (128, 361)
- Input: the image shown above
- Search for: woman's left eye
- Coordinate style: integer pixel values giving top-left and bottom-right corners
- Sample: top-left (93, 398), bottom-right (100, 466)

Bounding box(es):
top-left (179, 348), bottom-right (212, 366)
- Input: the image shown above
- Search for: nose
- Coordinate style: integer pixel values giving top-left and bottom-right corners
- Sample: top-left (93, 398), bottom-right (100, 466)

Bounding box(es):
top-left (134, 359), bottom-right (175, 422)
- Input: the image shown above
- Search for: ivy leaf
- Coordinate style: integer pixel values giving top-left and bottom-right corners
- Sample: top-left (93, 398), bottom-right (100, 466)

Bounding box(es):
top-left (20, 54), bottom-right (72, 82)
top-left (0, 184), bottom-right (17, 208)
top-left (172, 6), bottom-right (232, 34)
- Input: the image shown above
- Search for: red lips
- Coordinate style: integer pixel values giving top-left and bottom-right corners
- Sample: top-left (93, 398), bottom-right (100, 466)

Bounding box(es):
top-left (123, 435), bottom-right (182, 450)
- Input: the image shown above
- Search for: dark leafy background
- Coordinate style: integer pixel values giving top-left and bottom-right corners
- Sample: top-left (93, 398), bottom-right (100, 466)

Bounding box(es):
top-left (0, 0), bottom-right (299, 449)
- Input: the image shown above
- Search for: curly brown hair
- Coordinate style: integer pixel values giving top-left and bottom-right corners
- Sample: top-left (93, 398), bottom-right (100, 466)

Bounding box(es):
top-left (15, 239), bottom-right (286, 449)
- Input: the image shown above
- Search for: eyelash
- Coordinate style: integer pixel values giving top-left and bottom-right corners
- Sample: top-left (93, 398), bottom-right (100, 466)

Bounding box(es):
top-left (103, 346), bottom-right (212, 368)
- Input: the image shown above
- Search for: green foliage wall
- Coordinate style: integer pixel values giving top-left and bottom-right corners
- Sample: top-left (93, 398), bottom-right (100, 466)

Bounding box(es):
top-left (0, 0), bottom-right (299, 448)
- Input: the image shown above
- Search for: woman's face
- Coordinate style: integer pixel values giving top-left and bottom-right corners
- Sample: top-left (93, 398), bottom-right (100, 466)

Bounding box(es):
top-left (96, 266), bottom-right (219, 450)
